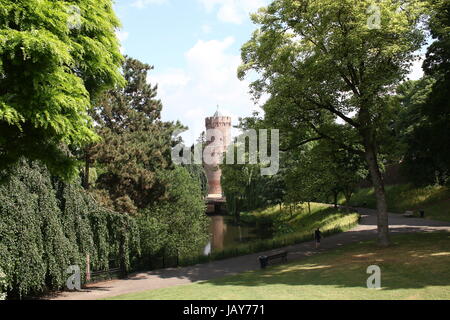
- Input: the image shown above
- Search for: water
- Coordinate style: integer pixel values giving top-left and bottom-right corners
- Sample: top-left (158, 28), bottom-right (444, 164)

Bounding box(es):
top-left (203, 215), bottom-right (273, 255)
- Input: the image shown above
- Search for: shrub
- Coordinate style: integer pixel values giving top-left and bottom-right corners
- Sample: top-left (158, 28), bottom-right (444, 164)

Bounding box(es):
top-left (0, 268), bottom-right (6, 300)
top-left (135, 167), bottom-right (209, 269)
top-left (0, 160), bottom-right (140, 299)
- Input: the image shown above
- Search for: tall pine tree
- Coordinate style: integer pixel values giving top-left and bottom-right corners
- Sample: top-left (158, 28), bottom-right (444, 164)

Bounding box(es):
top-left (88, 57), bottom-right (184, 214)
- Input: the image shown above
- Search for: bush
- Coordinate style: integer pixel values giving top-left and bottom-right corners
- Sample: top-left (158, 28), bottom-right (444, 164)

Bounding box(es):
top-left (0, 160), bottom-right (140, 299)
top-left (0, 268), bottom-right (6, 300)
top-left (135, 167), bottom-right (209, 269)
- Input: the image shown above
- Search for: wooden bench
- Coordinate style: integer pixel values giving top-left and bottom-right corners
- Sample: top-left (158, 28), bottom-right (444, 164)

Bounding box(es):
top-left (258, 251), bottom-right (288, 269)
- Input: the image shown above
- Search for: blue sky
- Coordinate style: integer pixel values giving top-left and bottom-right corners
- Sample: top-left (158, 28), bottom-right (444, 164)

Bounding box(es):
top-left (114, 0), bottom-right (424, 145)
top-left (114, 0), bottom-right (270, 145)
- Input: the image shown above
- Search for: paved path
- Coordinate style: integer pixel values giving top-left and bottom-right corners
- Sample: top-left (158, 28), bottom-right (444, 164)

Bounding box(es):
top-left (50, 208), bottom-right (450, 300)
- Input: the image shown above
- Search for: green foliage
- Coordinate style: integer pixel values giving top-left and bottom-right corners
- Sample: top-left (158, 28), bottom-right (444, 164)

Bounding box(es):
top-left (0, 160), bottom-right (140, 299)
top-left (180, 204), bottom-right (359, 267)
top-left (239, 0), bottom-right (427, 245)
top-left (0, 267), bottom-right (6, 300)
top-left (285, 140), bottom-right (367, 207)
top-left (184, 163), bottom-right (208, 197)
top-left (89, 56), bottom-right (184, 214)
top-left (0, 0), bottom-right (125, 179)
top-left (388, 77), bottom-right (450, 185)
top-left (396, 0), bottom-right (450, 186)
top-left (247, 203), bottom-right (360, 238)
top-left (136, 166), bottom-right (209, 264)
top-left (343, 183), bottom-right (450, 221)
top-left (221, 128), bottom-right (285, 218)
top-left (110, 232), bottom-right (450, 300)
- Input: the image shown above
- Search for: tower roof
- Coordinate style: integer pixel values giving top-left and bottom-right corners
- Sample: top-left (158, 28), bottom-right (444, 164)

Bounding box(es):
top-left (213, 105), bottom-right (223, 117)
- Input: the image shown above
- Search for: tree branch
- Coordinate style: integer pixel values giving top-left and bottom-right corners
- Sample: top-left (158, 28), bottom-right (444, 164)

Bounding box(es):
top-left (280, 136), bottom-right (323, 152)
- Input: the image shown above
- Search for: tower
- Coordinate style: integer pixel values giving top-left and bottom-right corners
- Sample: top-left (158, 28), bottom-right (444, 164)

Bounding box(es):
top-left (204, 106), bottom-right (232, 198)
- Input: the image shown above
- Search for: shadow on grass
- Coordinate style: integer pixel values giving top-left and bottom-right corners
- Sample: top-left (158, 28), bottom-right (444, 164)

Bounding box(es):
top-left (198, 232), bottom-right (450, 291)
top-left (128, 229), bottom-right (449, 292)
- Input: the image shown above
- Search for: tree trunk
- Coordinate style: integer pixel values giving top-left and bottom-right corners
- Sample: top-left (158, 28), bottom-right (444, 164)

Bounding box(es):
top-left (364, 142), bottom-right (390, 246)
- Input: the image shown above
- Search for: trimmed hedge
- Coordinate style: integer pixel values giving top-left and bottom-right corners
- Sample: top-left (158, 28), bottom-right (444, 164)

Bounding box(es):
top-left (0, 160), bottom-right (140, 299)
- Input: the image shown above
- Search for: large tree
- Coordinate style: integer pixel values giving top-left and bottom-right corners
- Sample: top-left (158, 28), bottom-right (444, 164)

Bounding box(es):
top-left (284, 139), bottom-right (367, 209)
top-left (239, 0), bottom-right (426, 246)
top-left (137, 166), bottom-right (209, 261)
top-left (0, 0), bottom-right (124, 179)
top-left (88, 57), bottom-right (184, 214)
top-left (406, 0), bottom-right (450, 185)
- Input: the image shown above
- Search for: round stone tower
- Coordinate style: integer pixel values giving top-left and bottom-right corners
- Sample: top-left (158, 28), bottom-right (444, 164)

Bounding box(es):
top-left (204, 106), bottom-right (232, 198)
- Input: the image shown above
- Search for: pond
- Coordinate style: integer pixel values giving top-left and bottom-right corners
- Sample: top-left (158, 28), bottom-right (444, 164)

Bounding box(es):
top-left (203, 215), bottom-right (274, 255)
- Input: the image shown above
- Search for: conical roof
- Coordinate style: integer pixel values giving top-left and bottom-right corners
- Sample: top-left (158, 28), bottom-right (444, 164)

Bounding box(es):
top-left (213, 105), bottom-right (223, 117)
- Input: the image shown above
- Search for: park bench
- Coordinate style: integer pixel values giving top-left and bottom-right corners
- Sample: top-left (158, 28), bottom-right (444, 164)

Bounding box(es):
top-left (258, 251), bottom-right (288, 269)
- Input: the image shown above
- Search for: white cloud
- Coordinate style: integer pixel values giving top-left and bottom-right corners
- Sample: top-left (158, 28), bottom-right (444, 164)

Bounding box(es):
top-left (151, 68), bottom-right (190, 89)
top-left (407, 55), bottom-right (425, 81)
top-left (131, 0), bottom-right (168, 9)
top-left (116, 30), bottom-right (129, 42)
top-left (148, 36), bottom-right (263, 145)
top-left (116, 30), bottom-right (129, 54)
top-left (198, 0), bottom-right (268, 24)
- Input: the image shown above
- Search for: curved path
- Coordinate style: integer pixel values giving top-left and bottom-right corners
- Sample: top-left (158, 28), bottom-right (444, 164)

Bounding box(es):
top-left (50, 208), bottom-right (450, 300)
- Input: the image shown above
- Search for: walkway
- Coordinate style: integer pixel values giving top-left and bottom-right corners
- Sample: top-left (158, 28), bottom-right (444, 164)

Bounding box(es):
top-left (50, 208), bottom-right (450, 300)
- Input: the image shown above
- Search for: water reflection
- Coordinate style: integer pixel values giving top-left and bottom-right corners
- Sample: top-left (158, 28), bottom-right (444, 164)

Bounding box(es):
top-left (211, 215), bottom-right (226, 250)
top-left (203, 215), bottom-right (273, 255)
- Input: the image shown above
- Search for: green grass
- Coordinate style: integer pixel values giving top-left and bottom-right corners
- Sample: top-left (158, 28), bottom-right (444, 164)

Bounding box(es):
top-left (243, 202), bottom-right (359, 237)
top-left (108, 232), bottom-right (450, 300)
top-left (342, 184), bottom-right (450, 222)
top-left (179, 203), bottom-right (359, 266)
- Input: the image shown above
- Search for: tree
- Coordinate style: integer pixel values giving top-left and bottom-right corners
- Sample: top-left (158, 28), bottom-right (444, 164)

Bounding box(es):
top-left (404, 0), bottom-right (450, 185)
top-left (221, 135), bottom-right (285, 220)
top-left (88, 57), bottom-right (184, 214)
top-left (239, 0), bottom-right (426, 246)
top-left (137, 166), bottom-right (209, 260)
top-left (0, 159), bottom-right (140, 298)
top-left (388, 0), bottom-right (450, 186)
top-left (0, 0), bottom-right (124, 179)
top-left (184, 163), bottom-right (208, 198)
top-left (283, 138), bottom-right (366, 213)
top-left (385, 77), bottom-right (445, 185)
top-left (283, 149), bottom-right (318, 214)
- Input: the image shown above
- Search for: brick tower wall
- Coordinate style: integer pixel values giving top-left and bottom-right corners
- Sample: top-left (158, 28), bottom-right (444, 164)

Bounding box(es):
top-left (204, 116), bottom-right (232, 196)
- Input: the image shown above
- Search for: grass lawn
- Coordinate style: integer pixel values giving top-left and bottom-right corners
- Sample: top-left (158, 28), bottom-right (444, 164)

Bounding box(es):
top-left (241, 202), bottom-right (359, 238)
top-left (108, 232), bottom-right (450, 300)
top-left (342, 184), bottom-right (450, 222)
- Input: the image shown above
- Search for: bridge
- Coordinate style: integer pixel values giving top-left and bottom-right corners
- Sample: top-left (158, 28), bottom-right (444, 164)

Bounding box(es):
top-left (205, 195), bottom-right (227, 215)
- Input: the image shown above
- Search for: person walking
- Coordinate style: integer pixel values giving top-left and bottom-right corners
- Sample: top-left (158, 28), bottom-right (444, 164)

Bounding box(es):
top-left (314, 228), bottom-right (322, 249)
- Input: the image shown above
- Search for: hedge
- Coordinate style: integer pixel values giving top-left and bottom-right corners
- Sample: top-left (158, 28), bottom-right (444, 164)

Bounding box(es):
top-left (0, 160), bottom-right (140, 299)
